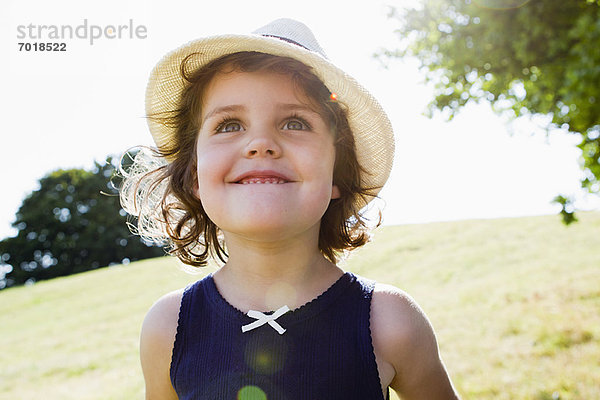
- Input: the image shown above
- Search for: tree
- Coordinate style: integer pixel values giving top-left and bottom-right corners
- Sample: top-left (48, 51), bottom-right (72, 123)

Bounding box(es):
top-left (0, 157), bottom-right (165, 289)
top-left (379, 0), bottom-right (600, 223)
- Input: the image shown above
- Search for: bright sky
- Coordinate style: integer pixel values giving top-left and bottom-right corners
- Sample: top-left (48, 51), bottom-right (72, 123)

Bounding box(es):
top-left (1, 0), bottom-right (597, 240)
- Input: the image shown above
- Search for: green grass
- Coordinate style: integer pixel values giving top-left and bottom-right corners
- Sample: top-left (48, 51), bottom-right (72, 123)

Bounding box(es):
top-left (1, 212), bottom-right (599, 399)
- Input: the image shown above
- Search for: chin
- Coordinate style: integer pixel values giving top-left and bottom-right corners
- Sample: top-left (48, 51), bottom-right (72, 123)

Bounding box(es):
top-left (221, 216), bottom-right (321, 243)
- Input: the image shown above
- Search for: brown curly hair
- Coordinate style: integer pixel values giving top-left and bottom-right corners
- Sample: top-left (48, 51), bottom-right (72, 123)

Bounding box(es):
top-left (120, 51), bottom-right (380, 267)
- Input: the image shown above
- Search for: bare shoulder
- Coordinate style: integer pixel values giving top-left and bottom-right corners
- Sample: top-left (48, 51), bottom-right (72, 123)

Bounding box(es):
top-left (371, 283), bottom-right (459, 399)
top-left (140, 289), bottom-right (184, 400)
top-left (142, 289), bottom-right (184, 340)
top-left (371, 283), bottom-right (435, 366)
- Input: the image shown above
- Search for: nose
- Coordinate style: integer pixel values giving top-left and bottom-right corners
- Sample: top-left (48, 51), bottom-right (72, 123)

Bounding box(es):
top-left (243, 129), bottom-right (282, 158)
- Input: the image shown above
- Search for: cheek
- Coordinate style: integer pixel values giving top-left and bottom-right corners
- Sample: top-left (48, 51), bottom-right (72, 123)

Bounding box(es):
top-left (301, 144), bottom-right (338, 201)
top-left (194, 170), bottom-right (221, 226)
top-left (193, 146), bottom-right (214, 196)
top-left (317, 143), bottom-right (337, 181)
top-left (195, 141), bottom-right (225, 180)
top-left (195, 158), bottom-right (220, 198)
top-left (193, 146), bottom-right (232, 223)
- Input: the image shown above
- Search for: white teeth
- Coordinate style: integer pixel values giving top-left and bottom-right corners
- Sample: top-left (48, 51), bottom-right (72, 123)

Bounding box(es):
top-left (239, 178), bottom-right (286, 184)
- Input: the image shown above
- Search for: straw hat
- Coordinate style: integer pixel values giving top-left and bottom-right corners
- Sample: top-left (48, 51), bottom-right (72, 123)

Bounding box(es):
top-left (146, 18), bottom-right (394, 201)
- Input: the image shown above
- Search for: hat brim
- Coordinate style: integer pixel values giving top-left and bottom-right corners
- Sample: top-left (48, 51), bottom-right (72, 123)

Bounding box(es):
top-left (146, 33), bottom-right (394, 206)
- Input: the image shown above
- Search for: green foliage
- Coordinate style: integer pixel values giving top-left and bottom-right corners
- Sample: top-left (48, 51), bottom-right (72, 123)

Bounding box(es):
top-left (552, 195), bottom-right (578, 225)
top-left (380, 0), bottom-right (600, 221)
top-left (0, 157), bottom-right (164, 289)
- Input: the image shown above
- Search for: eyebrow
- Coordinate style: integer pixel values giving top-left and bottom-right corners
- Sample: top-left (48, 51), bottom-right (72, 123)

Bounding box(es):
top-left (202, 105), bottom-right (246, 122)
top-left (201, 103), bottom-right (321, 126)
top-left (277, 103), bottom-right (321, 115)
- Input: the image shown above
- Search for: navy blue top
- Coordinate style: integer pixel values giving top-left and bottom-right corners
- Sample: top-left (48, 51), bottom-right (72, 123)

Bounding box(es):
top-left (170, 271), bottom-right (386, 399)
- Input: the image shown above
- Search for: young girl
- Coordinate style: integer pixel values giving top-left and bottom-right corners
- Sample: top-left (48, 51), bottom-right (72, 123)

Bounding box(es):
top-left (121, 18), bottom-right (459, 400)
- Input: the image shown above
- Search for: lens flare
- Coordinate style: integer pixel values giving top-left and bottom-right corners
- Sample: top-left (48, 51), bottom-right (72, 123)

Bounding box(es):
top-left (244, 333), bottom-right (288, 375)
top-left (237, 385), bottom-right (267, 400)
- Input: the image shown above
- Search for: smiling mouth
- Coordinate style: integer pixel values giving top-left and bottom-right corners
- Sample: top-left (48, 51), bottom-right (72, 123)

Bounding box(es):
top-left (233, 170), bottom-right (293, 184)
top-left (236, 176), bottom-right (289, 184)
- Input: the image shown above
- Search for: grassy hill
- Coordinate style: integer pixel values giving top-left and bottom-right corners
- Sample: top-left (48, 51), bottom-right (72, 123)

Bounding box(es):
top-left (1, 212), bottom-right (598, 399)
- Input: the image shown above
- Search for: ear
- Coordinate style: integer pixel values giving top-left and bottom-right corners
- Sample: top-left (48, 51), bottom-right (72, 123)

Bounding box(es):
top-left (331, 184), bottom-right (341, 200)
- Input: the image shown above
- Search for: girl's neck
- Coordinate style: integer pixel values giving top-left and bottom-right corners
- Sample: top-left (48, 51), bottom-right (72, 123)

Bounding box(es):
top-left (212, 233), bottom-right (343, 312)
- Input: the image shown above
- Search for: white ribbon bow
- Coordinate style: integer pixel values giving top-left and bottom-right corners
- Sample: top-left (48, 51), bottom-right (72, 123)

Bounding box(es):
top-left (241, 305), bottom-right (290, 335)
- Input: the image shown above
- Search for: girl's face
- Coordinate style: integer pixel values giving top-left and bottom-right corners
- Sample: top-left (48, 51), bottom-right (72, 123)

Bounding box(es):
top-left (194, 69), bottom-right (340, 243)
